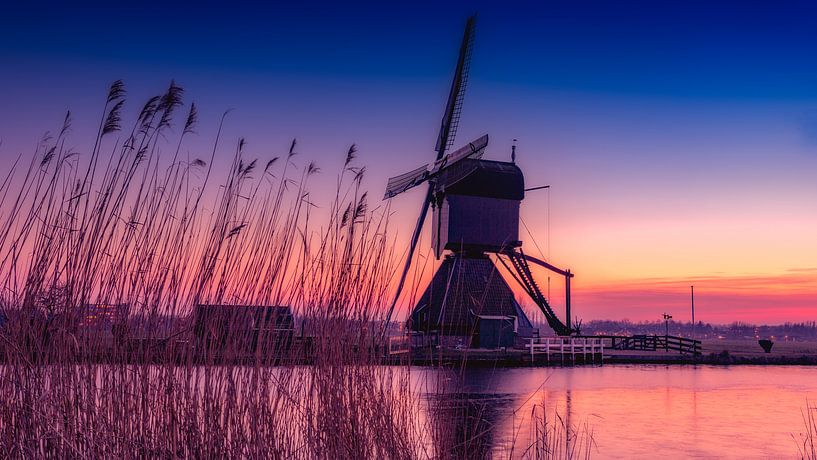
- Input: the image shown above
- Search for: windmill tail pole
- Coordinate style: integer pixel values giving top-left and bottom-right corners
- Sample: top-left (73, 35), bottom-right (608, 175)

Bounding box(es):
top-left (566, 269), bottom-right (572, 332)
top-left (511, 250), bottom-right (577, 335)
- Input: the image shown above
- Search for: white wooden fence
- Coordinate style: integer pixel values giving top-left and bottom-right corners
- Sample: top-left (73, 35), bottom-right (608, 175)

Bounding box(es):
top-left (525, 337), bottom-right (604, 364)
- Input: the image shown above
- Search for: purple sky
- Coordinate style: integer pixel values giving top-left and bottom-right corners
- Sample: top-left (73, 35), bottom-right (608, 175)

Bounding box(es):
top-left (2, 1), bottom-right (816, 323)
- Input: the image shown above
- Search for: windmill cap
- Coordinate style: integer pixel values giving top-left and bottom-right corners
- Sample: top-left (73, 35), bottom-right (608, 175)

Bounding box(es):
top-left (434, 159), bottom-right (525, 200)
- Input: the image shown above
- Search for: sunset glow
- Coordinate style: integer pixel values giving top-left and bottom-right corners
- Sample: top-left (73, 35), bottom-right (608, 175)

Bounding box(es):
top-left (6, 3), bottom-right (817, 459)
top-left (2, 2), bottom-right (816, 324)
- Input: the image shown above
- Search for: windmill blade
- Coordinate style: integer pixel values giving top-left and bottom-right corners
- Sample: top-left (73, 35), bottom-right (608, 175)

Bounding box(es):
top-left (383, 15), bottom-right (476, 332)
top-left (447, 133), bottom-right (488, 163)
top-left (383, 164), bottom-right (429, 199)
top-left (430, 134), bottom-right (488, 174)
top-left (383, 187), bottom-right (433, 330)
top-left (435, 15), bottom-right (476, 155)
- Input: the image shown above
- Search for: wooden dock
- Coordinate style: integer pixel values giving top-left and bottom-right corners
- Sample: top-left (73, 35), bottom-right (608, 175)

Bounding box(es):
top-left (384, 336), bottom-right (605, 367)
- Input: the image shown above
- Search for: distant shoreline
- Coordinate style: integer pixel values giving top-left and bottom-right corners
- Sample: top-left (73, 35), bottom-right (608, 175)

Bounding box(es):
top-left (605, 354), bottom-right (817, 366)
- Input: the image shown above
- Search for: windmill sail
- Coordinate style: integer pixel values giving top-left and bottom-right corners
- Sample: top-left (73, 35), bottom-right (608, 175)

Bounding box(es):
top-left (435, 16), bottom-right (476, 154)
top-left (383, 134), bottom-right (488, 200)
top-left (430, 134), bottom-right (488, 174)
top-left (383, 165), bottom-right (429, 199)
top-left (383, 15), bottom-right (477, 329)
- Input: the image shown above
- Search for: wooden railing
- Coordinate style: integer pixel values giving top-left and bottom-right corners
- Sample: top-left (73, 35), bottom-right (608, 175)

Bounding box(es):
top-left (525, 337), bottom-right (604, 364)
top-left (595, 334), bottom-right (701, 355)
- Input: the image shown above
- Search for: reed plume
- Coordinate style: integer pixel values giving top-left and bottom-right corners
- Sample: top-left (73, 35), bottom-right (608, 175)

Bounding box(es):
top-left (0, 80), bottom-right (593, 459)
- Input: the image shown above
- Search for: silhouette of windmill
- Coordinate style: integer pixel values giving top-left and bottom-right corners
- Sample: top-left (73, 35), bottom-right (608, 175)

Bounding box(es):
top-left (383, 16), bottom-right (576, 347)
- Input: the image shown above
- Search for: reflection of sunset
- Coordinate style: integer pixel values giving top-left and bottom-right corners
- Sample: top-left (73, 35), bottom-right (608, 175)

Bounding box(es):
top-left (417, 366), bottom-right (817, 458)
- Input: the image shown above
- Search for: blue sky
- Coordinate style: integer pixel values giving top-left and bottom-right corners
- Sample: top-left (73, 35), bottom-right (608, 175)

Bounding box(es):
top-left (4, 1), bottom-right (817, 96)
top-left (2, 1), bottom-right (816, 321)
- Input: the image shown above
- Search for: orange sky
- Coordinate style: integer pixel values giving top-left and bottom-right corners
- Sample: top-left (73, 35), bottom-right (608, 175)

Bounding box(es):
top-left (385, 171), bottom-right (817, 325)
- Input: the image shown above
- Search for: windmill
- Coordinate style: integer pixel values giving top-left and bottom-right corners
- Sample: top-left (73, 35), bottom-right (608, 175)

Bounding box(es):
top-left (383, 16), bottom-right (577, 347)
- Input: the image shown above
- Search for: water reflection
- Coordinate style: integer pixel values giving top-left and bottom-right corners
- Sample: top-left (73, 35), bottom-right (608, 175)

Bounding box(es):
top-left (12, 363), bottom-right (815, 458)
top-left (422, 368), bottom-right (581, 458)
top-left (428, 392), bottom-right (512, 459)
top-left (413, 365), bottom-right (817, 459)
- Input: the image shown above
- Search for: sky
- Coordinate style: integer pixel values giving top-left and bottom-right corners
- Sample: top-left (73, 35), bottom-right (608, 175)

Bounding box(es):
top-left (1, 1), bottom-right (816, 324)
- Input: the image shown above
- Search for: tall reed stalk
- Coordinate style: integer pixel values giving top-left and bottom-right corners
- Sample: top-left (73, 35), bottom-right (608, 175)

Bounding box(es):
top-left (0, 80), bottom-right (591, 459)
top-left (800, 402), bottom-right (817, 460)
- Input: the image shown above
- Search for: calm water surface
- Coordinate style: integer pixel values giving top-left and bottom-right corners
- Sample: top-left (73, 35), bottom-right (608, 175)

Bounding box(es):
top-left (416, 365), bottom-right (817, 459)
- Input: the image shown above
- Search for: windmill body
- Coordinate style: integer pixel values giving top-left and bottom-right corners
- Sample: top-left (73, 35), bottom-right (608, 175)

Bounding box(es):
top-left (409, 254), bottom-right (536, 349)
top-left (383, 16), bottom-right (576, 348)
top-left (431, 159), bottom-right (523, 258)
top-left (414, 158), bottom-right (536, 348)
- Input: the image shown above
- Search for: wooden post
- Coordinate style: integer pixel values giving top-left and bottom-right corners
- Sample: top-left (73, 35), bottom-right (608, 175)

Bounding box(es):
top-left (560, 339), bottom-right (565, 366)
top-left (591, 339), bottom-right (595, 362)
top-left (599, 338), bottom-right (604, 364)
top-left (691, 285), bottom-right (695, 340)
top-left (545, 338), bottom-right (550, 363)
top-left (589, 339), bottom-right (593, 363)
top-left (530, 337), bottom-right (534, 361)
top-left (565, 271), bottom-right (572, 332)
top-left (580, 338), bottom-right (585, 362)
top-left (596, 338), bottom-right (600, 363)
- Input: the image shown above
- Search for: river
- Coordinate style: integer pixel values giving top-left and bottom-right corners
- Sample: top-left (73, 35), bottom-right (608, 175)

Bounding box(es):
top-left (419, 364), bottom-right (817, 458)
top-left (4, 362), bottom-right (815, 458)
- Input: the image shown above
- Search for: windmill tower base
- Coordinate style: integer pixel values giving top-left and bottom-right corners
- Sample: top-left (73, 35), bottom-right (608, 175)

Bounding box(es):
top-left (408, 254), bottom-right (536, 349)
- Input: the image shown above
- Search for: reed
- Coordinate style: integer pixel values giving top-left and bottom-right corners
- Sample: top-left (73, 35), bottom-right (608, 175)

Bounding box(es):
top-left (0, 80), bottom-right (590, 459)
top-left (800, 402), bottom-right (817, 460)
top-left (522, 400), bottom-right (595, 460)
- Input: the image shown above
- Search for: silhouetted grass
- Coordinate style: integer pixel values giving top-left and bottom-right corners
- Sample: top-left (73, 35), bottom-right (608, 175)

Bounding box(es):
top-left (799, 402), bottom-right (817, 460)
top-left (524, 401), bottom-right (594, 460)
top-left (0, 80), bottom-right (591, 459)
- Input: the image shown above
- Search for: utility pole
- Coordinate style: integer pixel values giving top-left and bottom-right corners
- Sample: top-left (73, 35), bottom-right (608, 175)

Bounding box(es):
top-left (691, 285), bottom-right (695, 340)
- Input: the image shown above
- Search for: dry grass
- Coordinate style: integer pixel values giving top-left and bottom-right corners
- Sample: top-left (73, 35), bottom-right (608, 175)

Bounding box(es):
top-left (799, 402), bottom-right (817, 460)
top-left (0, 81), bottom-right (591, 459)
top-left (523, 401), bottom-right (594, 460)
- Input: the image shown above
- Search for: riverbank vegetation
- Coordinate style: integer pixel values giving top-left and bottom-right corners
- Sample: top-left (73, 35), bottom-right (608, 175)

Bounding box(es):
top-left (0, 81), bottom-right (593, 458)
